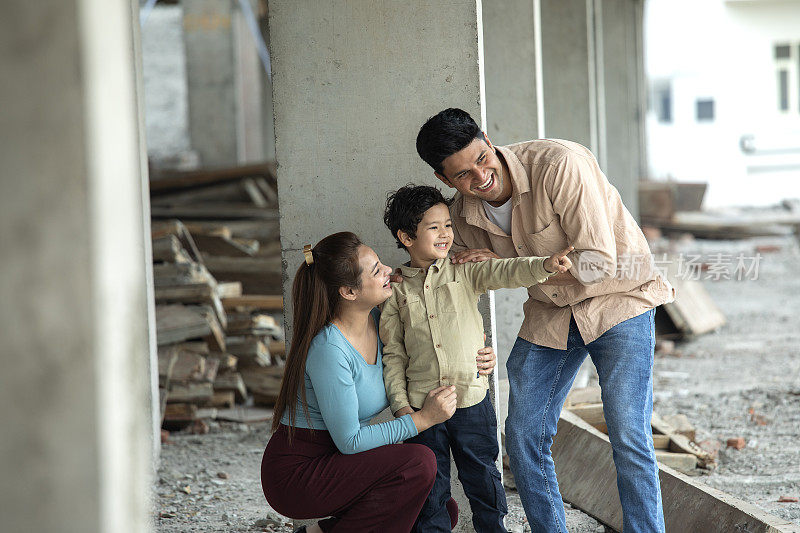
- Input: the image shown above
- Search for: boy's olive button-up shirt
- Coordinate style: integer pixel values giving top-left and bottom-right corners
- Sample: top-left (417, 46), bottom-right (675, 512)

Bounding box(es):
top-left (379, 255), bottom-right (553, 414)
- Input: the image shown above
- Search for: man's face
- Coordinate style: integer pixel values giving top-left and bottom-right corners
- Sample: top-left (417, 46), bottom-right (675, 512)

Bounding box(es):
top-left (435, 136), bottom-right (511, 204)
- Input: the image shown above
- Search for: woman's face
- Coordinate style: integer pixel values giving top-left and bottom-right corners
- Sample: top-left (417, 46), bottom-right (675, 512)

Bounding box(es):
top-left (353, 245), bottom-right (394, 306)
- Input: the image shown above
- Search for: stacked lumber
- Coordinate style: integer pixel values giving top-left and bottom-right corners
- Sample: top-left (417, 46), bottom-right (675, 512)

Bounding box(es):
top-left (150, 164), bottom-right (287, 430)
top-left (563, 386), bottom-right (716, 473)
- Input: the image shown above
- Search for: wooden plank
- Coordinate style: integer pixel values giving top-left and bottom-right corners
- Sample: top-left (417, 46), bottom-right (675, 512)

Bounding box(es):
top-left (241, 177), bottom-right (269, 207)
top-left (652, 413), bottom-right (715, 468)
top-left (152, 262), bottom-right (214, 287)
top-left (216, 406), bottom-right (274, 424)
top-left (213, 371), bottom-right (247, 403)
top-left (150, 181), bottom-right (250, 206)
top-left (154, 284), bottom-right (227, 330)
top-left (155, 305), bottom-right (211, 346)
top-left (652, 434), bottom-right (671, 450)
top-left (225, 338), bottom-right (271, 368)
top-left (152, 234), bottom-right (192, 264)
top-left (157, 346), bottom-right (179, 388)
top-left (150, 219), bottom-right (204, 264)
top-left (226, 313), bottom-right (281, 336)
top-left (221, 294), bottom-right (283, 311)
top-left (206, 351), bottom-right (238, 372)
top-left (240, 365), bottom-right (283, 406)
top-left (268, 340), bottom-right (286, 358)
top-left (149, 162), bottom-right (276, 192)
top-left (659, 256), bottom-right (726, 337)
top-left (553, 410), bottom-right (799, 533)
top-left (209, 391), bottom-right (236, 409)
top-left (194, 234), bottom-right (259, 257)
top-left (655, 451), bottom-right (697, 473)
top-left (204, 257), bottom-right (282, 293)
top-left (150, 204), bottom-right (279, 220)
top-left (565, 386), bottom-right (602, 407)
top-left (566, 403), bottom-right (605, 427)
top-left (166, 382), bottom-right (214, 404)
top-left (164, 403), bottom-right (198, 421)
top-left (216, 282), bottom-right (242, 299)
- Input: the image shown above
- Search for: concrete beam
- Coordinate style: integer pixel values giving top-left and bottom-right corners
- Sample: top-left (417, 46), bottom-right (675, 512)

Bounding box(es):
top-left (553, 411), bottom-right (800, 533)
top-left (0, 1), bottom-right (153, 532)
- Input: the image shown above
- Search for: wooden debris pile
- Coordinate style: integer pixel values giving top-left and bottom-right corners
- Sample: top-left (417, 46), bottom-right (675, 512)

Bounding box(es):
top-left (149, 164), bottom-right (286, 430)
top-left (563, 386), bottom-right (716, 473)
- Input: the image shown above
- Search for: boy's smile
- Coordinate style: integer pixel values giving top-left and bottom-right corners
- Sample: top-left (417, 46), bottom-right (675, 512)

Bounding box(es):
top-left (403, 203), bottom-right (453, 269)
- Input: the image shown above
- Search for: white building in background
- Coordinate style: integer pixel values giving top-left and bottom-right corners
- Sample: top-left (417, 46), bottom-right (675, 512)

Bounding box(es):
top-left (645, 0), bottom-right (800, 208)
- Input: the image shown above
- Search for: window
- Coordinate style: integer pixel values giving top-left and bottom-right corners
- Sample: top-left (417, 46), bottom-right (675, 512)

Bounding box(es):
top-left (774, 42), bottom-right (798, 113)
top-left (653, 81), bottom-right (672, 123)
top-left (696, 99), bottom-right (715, 121)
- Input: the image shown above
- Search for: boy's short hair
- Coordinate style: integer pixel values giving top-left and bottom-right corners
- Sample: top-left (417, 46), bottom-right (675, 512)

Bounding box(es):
top-left (384, 184), bottom-right (453, 249)
top-left (416, 108), bottom-right (484, 174)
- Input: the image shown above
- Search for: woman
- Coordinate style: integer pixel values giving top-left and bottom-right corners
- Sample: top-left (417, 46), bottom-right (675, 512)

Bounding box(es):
top-left (261, 232), bottom-right (496, 532)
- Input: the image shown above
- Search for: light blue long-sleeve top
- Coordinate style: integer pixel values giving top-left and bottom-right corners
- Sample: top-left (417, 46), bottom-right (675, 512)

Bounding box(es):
top-left (281, 308), bottom-right (418, 454)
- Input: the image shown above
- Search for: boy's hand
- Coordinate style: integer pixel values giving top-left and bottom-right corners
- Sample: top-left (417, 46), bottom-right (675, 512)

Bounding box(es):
top-left (394, 406), bottom-right (414, 417)
top-left (477, 346), bottom-right (497, 375)
top-left (451, 248), bottom-right (500, 264)
top-left (544, 246), bottom-right (574, 274)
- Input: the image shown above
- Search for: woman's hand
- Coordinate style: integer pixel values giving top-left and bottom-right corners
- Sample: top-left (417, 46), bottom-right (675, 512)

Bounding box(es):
top-left (410, 386), bottom-right (457, 432)
top-left (477, 346), bottom-right (497, 376)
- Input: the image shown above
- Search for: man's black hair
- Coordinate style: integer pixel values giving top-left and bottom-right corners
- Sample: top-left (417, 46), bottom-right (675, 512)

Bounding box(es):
top-left (384, 184), bottom-right (453, 249)
top-left (416, 108), bottom-right (484, 174)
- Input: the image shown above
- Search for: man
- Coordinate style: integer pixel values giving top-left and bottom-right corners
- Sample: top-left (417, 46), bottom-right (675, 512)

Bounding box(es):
top-left (415, 108), bottom-right (674, 533)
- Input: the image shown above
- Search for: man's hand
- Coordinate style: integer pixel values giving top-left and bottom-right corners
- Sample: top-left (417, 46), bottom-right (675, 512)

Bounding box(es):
top-left (477, 346), bottom-right (497, 376)
top-left (394, 406), bottom-right (414, 417)
top-left (544, 246), bottom-right (574, 274)
top-left (451, 248), bottom-right (500, 264)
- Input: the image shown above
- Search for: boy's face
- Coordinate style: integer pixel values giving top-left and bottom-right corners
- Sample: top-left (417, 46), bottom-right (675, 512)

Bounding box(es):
top-left (402, 203), bottom-right (453, 264)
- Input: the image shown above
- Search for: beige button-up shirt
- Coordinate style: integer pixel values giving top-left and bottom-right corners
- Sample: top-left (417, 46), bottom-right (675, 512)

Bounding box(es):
top-left (380, 256), bottom-right (553, 413)
top-left (451, 139), bottom-right (675, 350)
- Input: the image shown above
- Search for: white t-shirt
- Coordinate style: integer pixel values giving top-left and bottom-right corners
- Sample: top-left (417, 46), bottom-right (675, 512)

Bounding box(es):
top-left (482, 199), bottom-right (513, 235)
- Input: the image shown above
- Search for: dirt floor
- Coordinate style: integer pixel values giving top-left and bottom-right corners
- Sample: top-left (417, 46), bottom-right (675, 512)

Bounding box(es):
top-left (155, 236), bottom-right (800, 532)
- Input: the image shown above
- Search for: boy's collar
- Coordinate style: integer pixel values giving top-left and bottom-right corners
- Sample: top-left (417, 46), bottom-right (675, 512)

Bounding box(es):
top-left (398, 256), bottom-right (448, 277)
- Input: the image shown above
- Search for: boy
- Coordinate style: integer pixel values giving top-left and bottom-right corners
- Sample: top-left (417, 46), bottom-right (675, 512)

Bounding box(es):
top-left (380, 185), bottom-right (572, 532)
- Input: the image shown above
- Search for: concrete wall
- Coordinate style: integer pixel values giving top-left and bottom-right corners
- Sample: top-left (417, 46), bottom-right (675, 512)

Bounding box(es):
top-left (268, 1), bottom-right (485, 530)
top-left (0, 1), bottom-right (153, 531)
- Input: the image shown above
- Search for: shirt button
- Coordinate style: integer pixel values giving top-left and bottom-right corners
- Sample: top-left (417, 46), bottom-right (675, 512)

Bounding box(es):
top-left (552, 293), bottom-right (558, 298)
top-left (429, 314), bottom-right (435, 319)
top-left (436, 343), bottom-right (441, 348)
top-left (517, 245), bottom-right (523, 249)
top-left (425, 285), bottom-right (430, 289)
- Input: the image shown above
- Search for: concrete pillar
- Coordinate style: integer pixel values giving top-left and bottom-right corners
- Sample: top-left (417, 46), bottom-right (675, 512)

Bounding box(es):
top-left (268, 1), bottom-right (486, 530)
top-left (598, 0), bottom-right (645, 216)
top-left (0, 1), bottom-right (154, 532)
top-left (183, 0), bottom-right (239, 166)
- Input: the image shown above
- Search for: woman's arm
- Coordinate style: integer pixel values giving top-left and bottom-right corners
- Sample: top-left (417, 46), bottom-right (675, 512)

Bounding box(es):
top-left (306, 344), bottom-right (418, 454)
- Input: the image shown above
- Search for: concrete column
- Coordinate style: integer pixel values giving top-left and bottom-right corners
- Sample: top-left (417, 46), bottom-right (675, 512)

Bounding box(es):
top-left (183, 0), bottom-right (239, 166)
top-left (599, 0), bottom-right (645, 216)
top-left (268, 1), bottom-right (485, 530)
top-left (0, 1), bottom-right (153, 532)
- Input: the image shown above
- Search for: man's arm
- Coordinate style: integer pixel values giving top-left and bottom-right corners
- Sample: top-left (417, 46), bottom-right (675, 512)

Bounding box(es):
top-left (546, 152), bottom-right (618, 284)
top-left (378, 294), bottom-right (412, 416)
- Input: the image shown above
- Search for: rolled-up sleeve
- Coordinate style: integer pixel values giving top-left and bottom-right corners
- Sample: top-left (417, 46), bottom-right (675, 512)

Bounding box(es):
top-left (545, 153), bottom-right (617, 284)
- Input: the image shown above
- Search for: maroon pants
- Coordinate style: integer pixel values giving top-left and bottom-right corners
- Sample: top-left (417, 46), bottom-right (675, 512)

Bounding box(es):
top-left (261, 424), bottom-right (438, 533)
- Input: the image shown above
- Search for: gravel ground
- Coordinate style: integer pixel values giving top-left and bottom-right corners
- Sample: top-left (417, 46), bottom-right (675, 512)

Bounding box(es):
top-left (651, 235), bottom-right (800, 526)
top-left (155, 236), bottom-right (799, 532)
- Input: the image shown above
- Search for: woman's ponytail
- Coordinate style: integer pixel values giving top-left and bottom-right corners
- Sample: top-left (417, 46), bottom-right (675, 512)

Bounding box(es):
top-left (271, 232), bottom-right (364, 436)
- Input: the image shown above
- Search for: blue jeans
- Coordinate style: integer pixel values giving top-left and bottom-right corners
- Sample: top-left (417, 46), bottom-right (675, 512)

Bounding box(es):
top-left (406, 392), bottom-right (508, 533)
top-left (505, 309), bottom-right (664, 533)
